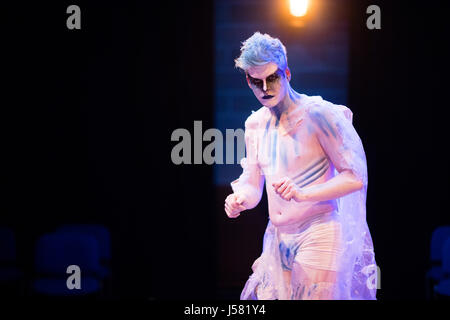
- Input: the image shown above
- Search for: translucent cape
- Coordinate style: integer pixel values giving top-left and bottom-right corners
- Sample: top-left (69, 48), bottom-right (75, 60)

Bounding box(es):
top-left (239, 96), bottom-right (377, 300)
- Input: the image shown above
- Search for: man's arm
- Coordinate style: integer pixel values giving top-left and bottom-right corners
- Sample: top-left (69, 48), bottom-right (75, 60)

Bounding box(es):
top-left (298, 169), bottom-right (363, 201)
top-left (230, 114), bottom-right (265, 210)
top-left (273, 169), bottom-right (362, 202)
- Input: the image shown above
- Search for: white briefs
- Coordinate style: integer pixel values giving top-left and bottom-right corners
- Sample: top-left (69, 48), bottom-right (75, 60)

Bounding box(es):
top-left (276, 211), bottom-right (343, 272)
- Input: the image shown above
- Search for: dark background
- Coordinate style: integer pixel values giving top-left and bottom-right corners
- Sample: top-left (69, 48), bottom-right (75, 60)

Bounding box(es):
top-left (2, 0), bottom-right (449, 300)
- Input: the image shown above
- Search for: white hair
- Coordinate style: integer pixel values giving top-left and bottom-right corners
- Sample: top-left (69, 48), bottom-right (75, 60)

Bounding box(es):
top-left (234, 32), bottom-right (288, 72)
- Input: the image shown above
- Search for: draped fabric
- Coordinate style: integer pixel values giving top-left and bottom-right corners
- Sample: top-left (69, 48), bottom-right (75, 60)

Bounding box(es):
top-left (231, 94), bottom-right (377, 300)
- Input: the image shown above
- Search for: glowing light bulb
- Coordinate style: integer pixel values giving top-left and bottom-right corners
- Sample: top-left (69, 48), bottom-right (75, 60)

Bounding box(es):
top-left (289, 0), bottom-right (309, 17)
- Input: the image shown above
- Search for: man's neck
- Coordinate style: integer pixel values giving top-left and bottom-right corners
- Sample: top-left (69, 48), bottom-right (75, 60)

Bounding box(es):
top-left (270, 86), bottom-right (303, 120)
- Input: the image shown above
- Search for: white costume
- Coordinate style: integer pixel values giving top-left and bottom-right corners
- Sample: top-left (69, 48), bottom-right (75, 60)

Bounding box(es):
top-left (231, 94), bottom-right (377, 300)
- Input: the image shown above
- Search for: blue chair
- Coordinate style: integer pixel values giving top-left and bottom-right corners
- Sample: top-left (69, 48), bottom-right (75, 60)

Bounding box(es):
top-left (56, 225), bottom-right (111, 261)
top-left (430, 226), bottom-right (450, 263)
top-left (32, 232), bottom-right (102, 296)
top-left (425, 226), bottom-right (450, 297)
top-left (55, 224), bottom-right (112, 279)
top-left (433, 237), bottom-right (450, 299)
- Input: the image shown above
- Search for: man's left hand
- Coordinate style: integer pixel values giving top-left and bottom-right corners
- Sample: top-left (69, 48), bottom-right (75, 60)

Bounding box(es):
top-left (272, 177), bottom-right (308, 202)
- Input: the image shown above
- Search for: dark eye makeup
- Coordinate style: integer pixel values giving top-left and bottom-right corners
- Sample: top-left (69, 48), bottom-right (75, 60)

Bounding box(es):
top-left (249, 76), bottom-right (263, 86)
top-left (266, 73), bottom-right (280, 82)
top-left (247, 70), bottom-right (282, 89)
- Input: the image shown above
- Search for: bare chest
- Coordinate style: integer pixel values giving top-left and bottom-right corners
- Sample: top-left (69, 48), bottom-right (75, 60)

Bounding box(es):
top-left (256, 117), bottom-right (326, 180)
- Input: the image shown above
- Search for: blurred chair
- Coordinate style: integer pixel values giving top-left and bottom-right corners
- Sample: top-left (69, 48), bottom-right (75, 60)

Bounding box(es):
top-left (54, 224), bottom-right (112, 295)
top-left (56, 224), bottom-right (111, 264)
top-left (433, 236), bottom-right (450, 299)
top-left (430, 226), bottom-right (450, 263)
top-left (0, 227), bottom-right (24, 297)
top-left (32, 232), bottom-right (102, 297)
top-left (425, 225), bottom-right (450, 298)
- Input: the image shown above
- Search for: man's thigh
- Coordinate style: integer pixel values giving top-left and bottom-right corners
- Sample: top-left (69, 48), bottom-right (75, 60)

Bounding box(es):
top-left (290, 262), bottom-right (337, 299)
top-left (289, 220), bottom-right (342, 299)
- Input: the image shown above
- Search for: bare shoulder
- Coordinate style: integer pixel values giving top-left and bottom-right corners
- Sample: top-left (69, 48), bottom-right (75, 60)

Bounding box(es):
top-left (244, 106), bottom-right (269, 130)
top-left (307, 99), bottom-right (353, 124)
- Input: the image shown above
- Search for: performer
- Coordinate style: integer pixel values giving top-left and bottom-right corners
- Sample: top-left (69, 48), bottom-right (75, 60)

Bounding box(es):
top-left (224, 32), bottom-right (377, 300)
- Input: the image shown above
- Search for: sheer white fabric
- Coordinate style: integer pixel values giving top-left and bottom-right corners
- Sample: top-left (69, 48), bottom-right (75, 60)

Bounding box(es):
top-left (231, 94), bottom-right (377, 300)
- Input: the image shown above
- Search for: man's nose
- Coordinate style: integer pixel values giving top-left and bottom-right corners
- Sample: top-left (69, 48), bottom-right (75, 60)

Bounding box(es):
top-left (262, 80), bottom-right (267, 92)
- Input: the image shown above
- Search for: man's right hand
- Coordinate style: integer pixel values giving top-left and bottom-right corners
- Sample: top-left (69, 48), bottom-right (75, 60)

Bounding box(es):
top-left (224, 193), bottom-right (247, 218)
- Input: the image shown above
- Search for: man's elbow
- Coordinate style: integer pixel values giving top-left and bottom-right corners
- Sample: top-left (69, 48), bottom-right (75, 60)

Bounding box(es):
top-left (354, 178), bottom-right (364, 191)
top-left (243, 187), bottom-right (263, 210)
top-left (342, 169), bottom-right (364, 191)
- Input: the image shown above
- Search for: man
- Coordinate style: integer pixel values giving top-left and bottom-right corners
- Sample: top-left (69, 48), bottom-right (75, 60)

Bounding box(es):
top-left (224, 32), bottom-right (377, 300)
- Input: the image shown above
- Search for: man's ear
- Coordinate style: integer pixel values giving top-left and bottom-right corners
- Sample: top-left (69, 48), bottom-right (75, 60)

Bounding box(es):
top-left (285, 67), bottom-right (291, 82)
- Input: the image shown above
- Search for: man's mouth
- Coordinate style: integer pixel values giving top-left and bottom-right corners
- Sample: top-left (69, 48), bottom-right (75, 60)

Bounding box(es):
top-left (262, 95), bottom-right (274, 99)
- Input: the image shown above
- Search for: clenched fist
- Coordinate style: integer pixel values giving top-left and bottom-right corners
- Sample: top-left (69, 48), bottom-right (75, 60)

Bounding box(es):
top-left (224, 193), bottom-right (247, 218)
top-left (272, 177), bottom-right (308, 202)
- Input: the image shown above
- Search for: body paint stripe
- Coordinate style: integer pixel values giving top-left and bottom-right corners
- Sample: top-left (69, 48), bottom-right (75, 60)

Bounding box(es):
top-left (297, 164), bottom-right (329, 188)
top-left (313, 112), bottom-right (337, 139)
top-left (261, 117), bottom-right (271, 160)
top-left (271, 130), bottom-right (278, 172)
top-left (280, 143), bottom-right (288, 168)
top-left (263, 117), bottom-right (271, 139)
top-left (291, 157), bottom-right (327, 181)
top-left (295, 161), bottom-right (328, 185)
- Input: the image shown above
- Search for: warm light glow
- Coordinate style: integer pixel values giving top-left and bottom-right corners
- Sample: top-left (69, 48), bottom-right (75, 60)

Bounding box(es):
top-left (289, 0), bottom-right (309, 17)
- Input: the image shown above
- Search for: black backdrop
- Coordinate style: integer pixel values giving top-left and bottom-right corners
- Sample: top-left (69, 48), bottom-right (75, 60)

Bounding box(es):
top-left (2, 0), bottom-right (449, 300)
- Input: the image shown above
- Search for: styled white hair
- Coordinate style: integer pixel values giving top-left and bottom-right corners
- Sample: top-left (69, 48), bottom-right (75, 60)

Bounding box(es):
top-left (234, 32), bottom-right (288, 72)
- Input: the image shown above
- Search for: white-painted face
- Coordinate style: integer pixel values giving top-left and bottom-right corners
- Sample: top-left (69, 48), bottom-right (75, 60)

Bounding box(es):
top-left (246, 62), bottom-right (291, 108)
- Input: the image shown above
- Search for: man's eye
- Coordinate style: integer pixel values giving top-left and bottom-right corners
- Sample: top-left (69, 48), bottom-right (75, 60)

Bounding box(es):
top-left (267, 74), bottom-right (279, 82)
top-left (252, 79), bottom-right (263, 86)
